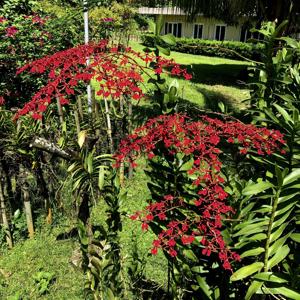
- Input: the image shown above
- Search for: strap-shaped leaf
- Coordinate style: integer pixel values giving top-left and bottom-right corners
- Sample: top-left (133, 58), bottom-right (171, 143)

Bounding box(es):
top-left (267, 245), bottom-right (290, 269)
top-left (269, 223), bottom-right (290, 244)
top-left (290, 233), bottom-right (300, 243)
top-left (231, 262), bottom-right (264, 281)
top-left (253, 272), bottom-right (288, 283)
top-left (233, 220), bottom-right (269, 237)
top-left (261, 286), bottom-right (300, 299)
top-left (245, 280), bottom-right (263, 300)
top-left (269, 233), bottom-right (291, 257)
top-left (240, 247), bottom-right (265, 258)
top-left (283, 168), bottom-right (300, 186)
top-left (242, 181), bottom-right (274, 196)
top-left (196, 275), bottom-right (213, 299)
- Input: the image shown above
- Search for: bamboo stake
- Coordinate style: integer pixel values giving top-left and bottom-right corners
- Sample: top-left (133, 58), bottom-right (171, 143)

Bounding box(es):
top-left (22, 188), bottom-right (34, 238)
top-left (104, 98), bottom-right (114, 154)
top-left (74, 109), bottom-right (81, 137)
top-left (0, 179), bottom-right (13, 249)
top-left (56, 96), bottom-right (64, 128)
top-left (77, 97), bottom-right (84, 120)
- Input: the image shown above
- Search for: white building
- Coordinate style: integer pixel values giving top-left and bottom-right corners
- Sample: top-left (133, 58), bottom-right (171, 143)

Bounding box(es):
top-left (138, 7), bottom-right (253, 42)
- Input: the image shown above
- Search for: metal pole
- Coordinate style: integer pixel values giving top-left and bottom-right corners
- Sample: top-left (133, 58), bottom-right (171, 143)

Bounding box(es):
top-left (83, 0), bottom-right (92, 112)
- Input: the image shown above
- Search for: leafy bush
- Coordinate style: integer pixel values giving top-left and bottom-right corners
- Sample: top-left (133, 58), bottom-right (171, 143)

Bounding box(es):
top-left (142, 34), bottom-right (264, 61)
top-left (228, 22), bottom-right (300, 299)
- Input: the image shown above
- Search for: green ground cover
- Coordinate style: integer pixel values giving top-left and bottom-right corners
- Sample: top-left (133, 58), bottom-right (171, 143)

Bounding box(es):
top-left (0, 163), bottom-right (168, 299)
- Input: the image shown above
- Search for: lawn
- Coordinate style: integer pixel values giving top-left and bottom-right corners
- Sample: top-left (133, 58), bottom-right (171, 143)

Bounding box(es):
top-left (129, 41), bottom-right (251, 112)
top-left (0, 164), bottom-right (169, 300)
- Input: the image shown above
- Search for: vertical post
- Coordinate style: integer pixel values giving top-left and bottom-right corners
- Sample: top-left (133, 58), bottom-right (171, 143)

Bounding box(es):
top-left (56, 96), bottom-right (64, 128)
top-left (104, 98), bottom-right (114, 154)
top-left (23, 188), bottom-right (34, 239)
top-left (83, 0), bottom-right (92, 112)
top-left (0, 178), bottom-right (13, 249)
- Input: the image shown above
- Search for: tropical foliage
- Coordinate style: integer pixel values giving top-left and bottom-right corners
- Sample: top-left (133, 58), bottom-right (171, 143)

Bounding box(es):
top-left (0, 2), bottom-right (299, 299)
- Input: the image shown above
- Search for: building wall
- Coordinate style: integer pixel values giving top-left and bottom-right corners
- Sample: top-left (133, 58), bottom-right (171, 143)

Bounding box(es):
top-left (162, 15), bottom-right (243, 41)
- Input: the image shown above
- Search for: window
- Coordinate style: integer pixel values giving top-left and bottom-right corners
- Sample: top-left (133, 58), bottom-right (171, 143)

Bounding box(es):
top-left (193, 24), bottom-right (203, 39)
top-left (215, 25), bottom-right (226, 41)
top-left (164, 22), bottom-right (182, 38)
top-left (240, 26), bottom-right (252, 42)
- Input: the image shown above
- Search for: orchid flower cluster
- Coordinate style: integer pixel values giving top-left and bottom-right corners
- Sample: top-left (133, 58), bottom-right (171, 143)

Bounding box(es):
top-left (15, 41), bottom-right (192, 119)
top-left (115, 114), bottom-right (285, 270)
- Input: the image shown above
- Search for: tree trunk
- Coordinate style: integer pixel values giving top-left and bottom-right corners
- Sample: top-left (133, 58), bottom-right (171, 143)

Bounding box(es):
top-left (22, 188), bottom-right (34, 238)
top-left (0, 178), bottom-right (13, 249)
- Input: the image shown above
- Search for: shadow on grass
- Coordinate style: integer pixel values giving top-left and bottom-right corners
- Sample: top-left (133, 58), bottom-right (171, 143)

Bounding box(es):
top-left (132, 277), bottom-right (171, 300)
top-left (195, 86), bottom-right (244, 112)
top-left (132, 93), bottom-right (242, 126)
top-left (184, 63), bottom-right (249, 86)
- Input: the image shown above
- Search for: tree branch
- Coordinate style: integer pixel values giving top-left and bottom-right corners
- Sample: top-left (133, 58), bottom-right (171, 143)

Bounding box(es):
top-left (30, 137), bottom-right (75, 160)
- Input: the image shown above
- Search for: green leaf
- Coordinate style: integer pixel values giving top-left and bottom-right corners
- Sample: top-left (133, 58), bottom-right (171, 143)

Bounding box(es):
top-left (269, 233), bottom-right (291, 257)
top-left (274, 104), bottom-right (293, 124)
top-left (233, 220), bottom-right (269, 237)
top-left (183, 249), bottom-right (198, 262)
top-left (245, 280), bottom-right (263, 300)
top-left (279, 37), bottom-right (300, 48)
top-left (262, 286), bottom-right (300, 299)
top-left (155, 15), bottom-right (164, 37)
top-left (160, 34), bottom-right (176, 46)
top-left (87, 153), bottom-right (93, 174)
top-left (231, 262), bottom-right (264, 281)
top-left (147, 19), bottom-right (156, 34)
top-left (78, 130), bottom-right (87, 148)
top-left (290, 233), bottom-right (300, 243)
top-left (270, 222), bottom-right (289, 244)
top-left (248, 233), bottom-right (267, 241)
top-left (242, 181), bottom-right (274, 196)
top-left (196, 275), bottom-right (213, 299)
top-left (157, 45), bottom-right (170, 56)
top-left (179, 157), bottom-right (194, 172)
top-left (98, 166), bottom-right (105, 190)
top-left (283, 168), bottom-right (300, 186)
top-left (240, 247), bottom-right (265, 258)
top-left (267, 244), bottom-right (290, 269)
top-left (253, 272), bottom-right (288, 283)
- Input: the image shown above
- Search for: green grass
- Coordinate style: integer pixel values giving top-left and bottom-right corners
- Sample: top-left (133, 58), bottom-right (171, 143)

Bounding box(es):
top-left (91, 160), bottom-right (168, 289)
top-left (129, 41), bottom-right (251, 112)
top-left (0, 230), bottom-right (84, 299)
top-left (0, 163), bottom-right (167, 299)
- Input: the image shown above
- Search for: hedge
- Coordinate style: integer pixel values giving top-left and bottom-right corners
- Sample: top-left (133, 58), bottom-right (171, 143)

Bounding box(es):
top-left (141, 34), bottom-right (264, 61)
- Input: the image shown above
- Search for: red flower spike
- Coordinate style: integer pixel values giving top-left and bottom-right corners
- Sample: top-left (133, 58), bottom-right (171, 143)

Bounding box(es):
top-left (116, 114), bottom-right (285, 270)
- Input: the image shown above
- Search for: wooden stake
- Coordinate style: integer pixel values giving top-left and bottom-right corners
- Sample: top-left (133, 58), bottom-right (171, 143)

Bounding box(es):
top-left (104, 98), bottom-right (114, 154)
top-left (23, 188), bottom-right (34, 238)
top-left (0, 179), bottom-right (13, 249)
top-left (56, 96), bottom-right (64, 128)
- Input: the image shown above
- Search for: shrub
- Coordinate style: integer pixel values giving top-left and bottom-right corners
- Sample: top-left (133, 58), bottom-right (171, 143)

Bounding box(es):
top-left (141, 34), bottom-right (264, 61)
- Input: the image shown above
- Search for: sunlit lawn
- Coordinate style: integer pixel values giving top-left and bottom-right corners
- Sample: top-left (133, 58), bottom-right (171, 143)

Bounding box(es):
top-left (129, 40), bottom-right (251, 112)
